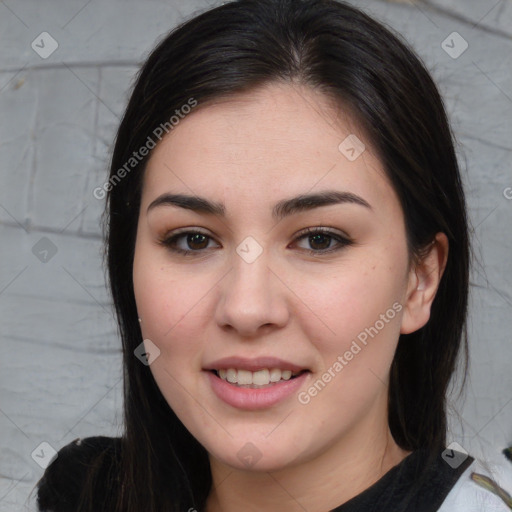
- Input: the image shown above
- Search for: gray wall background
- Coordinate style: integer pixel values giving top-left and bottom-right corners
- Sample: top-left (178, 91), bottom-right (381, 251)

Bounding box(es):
top-left (0, 0), bottom-right (511, 509)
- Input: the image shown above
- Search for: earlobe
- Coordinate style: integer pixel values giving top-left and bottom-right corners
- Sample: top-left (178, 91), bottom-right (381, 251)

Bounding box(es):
top-left (400, 233), bottom-right (449, 335)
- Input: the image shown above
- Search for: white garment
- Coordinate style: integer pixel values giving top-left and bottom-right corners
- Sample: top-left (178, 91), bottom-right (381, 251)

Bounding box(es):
top-left (438, 455), bottom-right (512, 511)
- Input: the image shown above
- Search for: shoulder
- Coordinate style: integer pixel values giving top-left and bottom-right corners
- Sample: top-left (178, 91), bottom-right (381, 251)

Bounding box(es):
top-left (36, 436), bottom-right (122, 512)
top-left (438, 452), bottom-right (512, 511)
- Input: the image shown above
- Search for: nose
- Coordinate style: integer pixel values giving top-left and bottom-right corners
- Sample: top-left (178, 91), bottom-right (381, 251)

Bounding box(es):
top-left (214, 246), bottom-right (290, 338)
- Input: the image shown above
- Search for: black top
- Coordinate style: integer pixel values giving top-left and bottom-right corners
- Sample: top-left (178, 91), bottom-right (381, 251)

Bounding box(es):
top-left (331, 447), bottom-right (473, 512)
top-left (37, 436), bottom-right (473, 512)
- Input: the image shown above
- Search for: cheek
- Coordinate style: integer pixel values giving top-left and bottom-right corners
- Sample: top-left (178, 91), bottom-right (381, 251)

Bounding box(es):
top-left (291, 282), bottom-right (402, 443)
top-left (294, 255), bottom-right (405, 391)
top-left (132, 243), bottom-right (206, 364)
top-left (132, 249), bottom-right (210, 421)
top-left (296, 256), bottom-right (404, 342)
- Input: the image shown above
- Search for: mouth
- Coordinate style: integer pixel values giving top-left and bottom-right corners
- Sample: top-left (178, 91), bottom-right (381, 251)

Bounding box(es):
top-left (209, 368), bottom-right (310, 388)
top-left (205, 366), bottom-right (311, 410)
top-left (203, 356), bottom-right (311, 408)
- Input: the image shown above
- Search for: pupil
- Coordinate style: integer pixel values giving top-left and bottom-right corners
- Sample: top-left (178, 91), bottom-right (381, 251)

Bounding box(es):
top-left (188, 233), bottom-right (208, 250)
top-left (310, 234), bottom-right (330, 250)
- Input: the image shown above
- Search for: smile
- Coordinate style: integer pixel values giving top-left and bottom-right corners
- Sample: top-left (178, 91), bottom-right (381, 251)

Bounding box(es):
top-left (213, 368), bottom-right (305, 387)
top-left (206, 369), bottom-right (310, 410)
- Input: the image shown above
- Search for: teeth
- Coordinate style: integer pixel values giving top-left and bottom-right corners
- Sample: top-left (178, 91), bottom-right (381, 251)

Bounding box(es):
top-left (226, 368), bottom-right (237, 384)
top-left (216, 368), bottom-right (300, 386)
top-left (281, 370), bottom-right (292, 380)
top-left (237, 369), bottom-right (252, 385)
top-left (253, 369), bottom-right (270, 385)
top-left (269, 368), bottom-right (281, 382)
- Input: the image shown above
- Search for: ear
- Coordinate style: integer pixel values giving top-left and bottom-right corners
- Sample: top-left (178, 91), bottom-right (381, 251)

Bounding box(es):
top-left (400, 232), bottom-right (449, 335)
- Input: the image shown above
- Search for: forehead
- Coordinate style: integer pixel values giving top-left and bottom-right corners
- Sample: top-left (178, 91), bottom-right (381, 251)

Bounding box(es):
top-left (142, 83), bottom-right (399, 218)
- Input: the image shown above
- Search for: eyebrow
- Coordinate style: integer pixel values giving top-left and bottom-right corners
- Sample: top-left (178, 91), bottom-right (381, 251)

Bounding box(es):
top-left (147, 190), bottom-right (372, 220)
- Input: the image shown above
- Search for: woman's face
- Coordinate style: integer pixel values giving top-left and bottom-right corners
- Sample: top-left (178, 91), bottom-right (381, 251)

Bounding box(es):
top-left (133, 83), bottom-right (417, 472)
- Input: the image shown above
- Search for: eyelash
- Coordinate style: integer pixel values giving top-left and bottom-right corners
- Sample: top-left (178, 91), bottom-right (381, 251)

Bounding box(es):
top-left (158, 227), bottom-right (353, 257)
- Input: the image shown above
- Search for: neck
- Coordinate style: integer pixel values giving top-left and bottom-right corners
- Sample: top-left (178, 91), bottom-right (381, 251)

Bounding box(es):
top-left (205, 412), bottom-right (411, 512)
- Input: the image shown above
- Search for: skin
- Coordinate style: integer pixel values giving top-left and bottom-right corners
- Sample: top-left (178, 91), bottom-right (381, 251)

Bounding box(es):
top-left (133, 82), bottom-right (448, 512)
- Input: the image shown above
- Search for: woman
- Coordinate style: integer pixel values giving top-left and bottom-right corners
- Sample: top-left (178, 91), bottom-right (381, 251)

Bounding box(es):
top-left (36, 0), bottom-right (512, 510)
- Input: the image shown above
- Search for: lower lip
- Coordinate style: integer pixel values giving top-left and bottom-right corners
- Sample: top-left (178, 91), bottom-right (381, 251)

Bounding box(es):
top-left (205, 370), bottom-right (309, 410)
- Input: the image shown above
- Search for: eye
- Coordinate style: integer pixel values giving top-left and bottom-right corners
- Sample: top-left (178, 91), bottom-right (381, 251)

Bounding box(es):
top-left (159, 229), bottom-right (219, 256)
top-left (159, 227), bottom-right (353, 257)
top-left (292, 227), bottom-right (353, 255)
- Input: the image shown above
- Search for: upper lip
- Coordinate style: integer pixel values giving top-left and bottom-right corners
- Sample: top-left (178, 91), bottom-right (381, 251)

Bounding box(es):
top-left (203, 356), bottom-right (308, 373)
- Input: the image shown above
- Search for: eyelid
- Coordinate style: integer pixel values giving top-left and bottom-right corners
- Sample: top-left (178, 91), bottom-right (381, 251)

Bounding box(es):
top-left (162, 226), bottom-right (211, 237)
top-left (293, 225), bottom-right (351, 241)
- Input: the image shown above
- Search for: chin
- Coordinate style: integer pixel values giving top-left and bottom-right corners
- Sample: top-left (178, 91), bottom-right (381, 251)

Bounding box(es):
top-left (222, 451), bottom-right (300, 473)
top-left (204, 435), bottom-right (304, 472)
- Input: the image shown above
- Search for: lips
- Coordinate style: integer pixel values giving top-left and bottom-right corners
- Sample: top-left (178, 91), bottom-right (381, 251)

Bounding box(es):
top-left (203, 356), bottom-right (307, 374)
top-left (203, 356), bottom-right (310, 407)
top-left (205, 367), bottom-right (310, 410)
